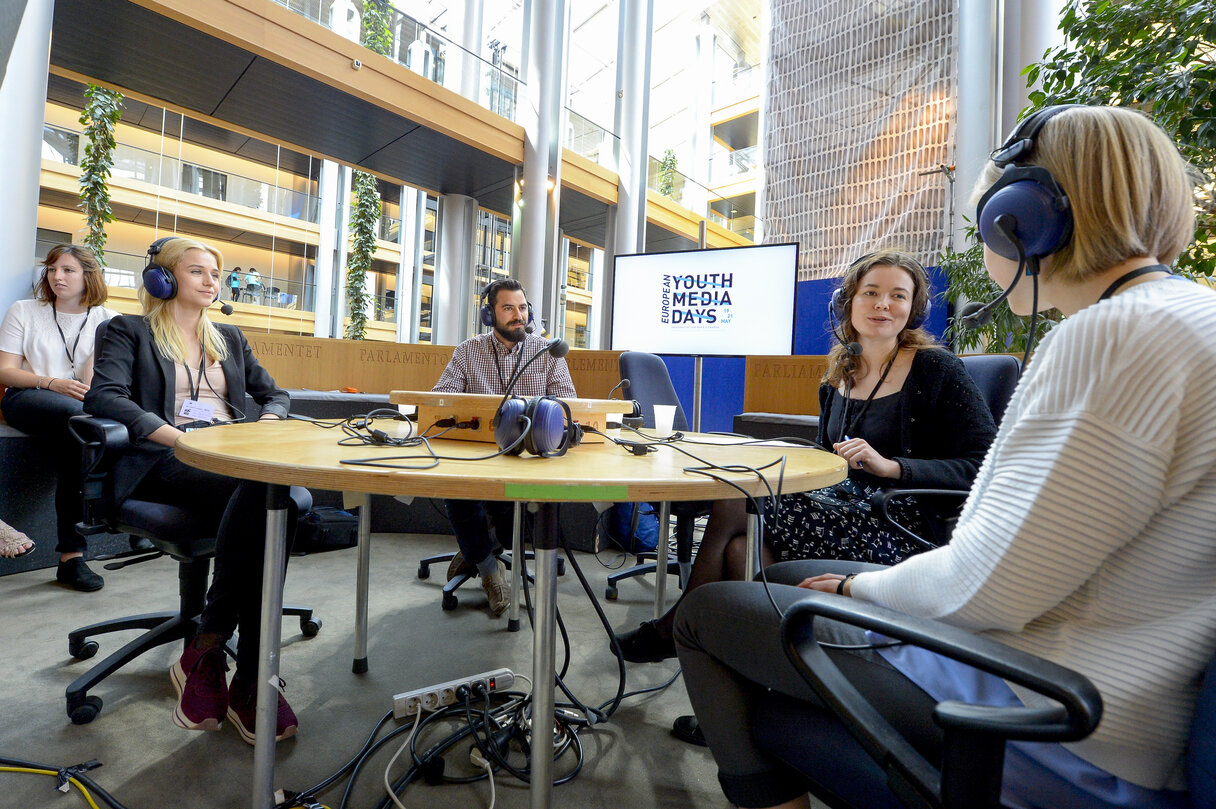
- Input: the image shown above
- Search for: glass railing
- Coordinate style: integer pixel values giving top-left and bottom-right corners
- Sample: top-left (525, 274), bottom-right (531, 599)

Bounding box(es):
top-left (371, 291), bottom-right (396, 323)
top-left (566, 108), bottom-right (619, 172)
top-left (379, 209), bottom-right (400, 242)
top-left (709, 144), bottom-right (758, 185)
top-left (100, 248), bottom-right (318, 312)
top-left (270, 0), bottom-right (527, 125)
top-left (711, 64), bottom-right (761, 107)
top-left (42, 127), bottom-right (320, 224)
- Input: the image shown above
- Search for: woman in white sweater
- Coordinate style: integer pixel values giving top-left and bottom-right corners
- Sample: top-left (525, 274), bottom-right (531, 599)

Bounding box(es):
top-left (675, 105), bottom-right (1210, 809)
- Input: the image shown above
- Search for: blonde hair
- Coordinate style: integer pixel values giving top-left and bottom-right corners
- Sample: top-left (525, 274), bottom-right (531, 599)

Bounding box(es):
top-left (971, 106), bottom-right (1196, 284)
top-left (37, 244), bottom-right (109, 307)
top-left (824, 248), bottom-right (938, 388)
top-left (138, 238), bottom-right (229, 364)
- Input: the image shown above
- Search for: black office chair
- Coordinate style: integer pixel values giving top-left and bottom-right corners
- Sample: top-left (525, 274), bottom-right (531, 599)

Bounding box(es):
top-left (63, 415), bottom-right (320, 725)
top-left (870, 354), bottom-right (1021, 549)
top-left (754, 591), bottom-right (1216, 809)
top-left (604, 351), bottom-right (707, 600)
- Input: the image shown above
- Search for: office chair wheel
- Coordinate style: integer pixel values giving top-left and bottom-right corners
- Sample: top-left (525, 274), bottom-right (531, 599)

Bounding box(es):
top-left (417, 562), bottom-right (431, 580)
top-left (604, 585), bottom-right (619, 600)
top-left (300, 616), bottom-right (323, 637)
top-left (67, 695), bottom-right (103, 725)
top-left (69, 638), bottom-right (99, 660)
top-left (441, 591), bottom-right (458, 611)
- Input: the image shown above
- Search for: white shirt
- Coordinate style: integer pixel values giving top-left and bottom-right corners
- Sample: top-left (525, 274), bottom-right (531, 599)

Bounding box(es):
top-left (853, 277), bottom-right (1216, 789)
top-left (0, 298), bottom-right (118, 381)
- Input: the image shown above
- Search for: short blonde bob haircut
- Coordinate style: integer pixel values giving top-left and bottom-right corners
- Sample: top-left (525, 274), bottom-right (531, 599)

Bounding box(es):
top-left (138, 237), bottom-right (229, 365)
top-left (971, 105), bottom-right (1196, 284)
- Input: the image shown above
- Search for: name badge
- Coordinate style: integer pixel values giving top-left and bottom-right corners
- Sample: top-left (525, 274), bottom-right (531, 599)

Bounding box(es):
top-left (180, 399), bottom-right (215, 422)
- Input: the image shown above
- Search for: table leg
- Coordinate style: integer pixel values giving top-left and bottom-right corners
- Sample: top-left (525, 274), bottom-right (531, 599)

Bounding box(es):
top-left (653, 502), bottom-right (671, 620)
top-left (352, 493), bottom-right (371, 673)
top-left (744, 510), bottom-right (760, 580)
top-left (252, 484), bottom-right (290, 809)
top-left (530, 503), bottom-right (559, 809)
top-left (508, 502), bottom-right (523, 632)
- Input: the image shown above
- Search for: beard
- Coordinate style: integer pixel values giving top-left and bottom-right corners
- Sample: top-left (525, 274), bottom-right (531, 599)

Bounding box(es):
top-left (494, 320), bottom-right (527, 343)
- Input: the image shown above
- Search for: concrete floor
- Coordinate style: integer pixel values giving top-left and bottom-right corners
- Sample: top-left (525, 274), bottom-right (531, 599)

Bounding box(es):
top-left (0, 533), bottom-right (732, 809)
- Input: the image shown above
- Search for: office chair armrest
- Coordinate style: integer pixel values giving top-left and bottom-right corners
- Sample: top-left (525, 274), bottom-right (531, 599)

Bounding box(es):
top-left (780, 592), bottom-right (1102, 808)
top-left (69, 415), bottom-right (131, 532)
top-left (870, 488), bottom-right (969, 551)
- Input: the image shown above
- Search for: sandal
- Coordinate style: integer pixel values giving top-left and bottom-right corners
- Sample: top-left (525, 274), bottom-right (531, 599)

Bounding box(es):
top-left (0, 521), bottom-right (35, 558)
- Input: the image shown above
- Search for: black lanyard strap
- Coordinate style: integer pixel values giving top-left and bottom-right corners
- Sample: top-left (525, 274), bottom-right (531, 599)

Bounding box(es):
top-left (182, 354), bottom-right (207, 401)
top-left (1098, 264), bottom-right (1171, 301)
top-left (50, 301), bottom-right (92, 378)
top-left (838, 347), bottom-right (899, 444)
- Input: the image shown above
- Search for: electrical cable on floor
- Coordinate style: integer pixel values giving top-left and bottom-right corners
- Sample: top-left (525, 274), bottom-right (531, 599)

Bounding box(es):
top-left (0, 756), bottom-right (129, 809)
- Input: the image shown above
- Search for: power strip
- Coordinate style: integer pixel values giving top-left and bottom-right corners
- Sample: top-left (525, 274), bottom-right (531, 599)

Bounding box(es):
top-left (392, 667), bottom-right (515, 718)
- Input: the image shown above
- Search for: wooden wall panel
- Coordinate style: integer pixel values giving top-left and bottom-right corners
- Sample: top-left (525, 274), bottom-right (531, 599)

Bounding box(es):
top-left (743, 355), bottom-right (829, 415)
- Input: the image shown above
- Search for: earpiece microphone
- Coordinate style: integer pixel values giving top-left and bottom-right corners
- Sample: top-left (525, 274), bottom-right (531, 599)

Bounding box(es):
top-left (524, 323), bottom-right (535, 334)
top-left (214, 300), bottom-right (234, 316)
top-left (959, 216), bottom-right (1029, 330)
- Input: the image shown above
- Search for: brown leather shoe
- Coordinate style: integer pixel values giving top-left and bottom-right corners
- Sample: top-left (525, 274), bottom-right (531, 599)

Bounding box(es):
top-left (446, 551), bottom-right (475, 582)
top-left (481, 563), bottom-right (511, 617)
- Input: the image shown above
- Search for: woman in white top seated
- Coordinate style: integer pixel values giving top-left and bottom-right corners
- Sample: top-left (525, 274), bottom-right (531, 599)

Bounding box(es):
top-left (0, 245), bottom-right (117, 589)
top-left (675, 105), bottom-right (1212, 809)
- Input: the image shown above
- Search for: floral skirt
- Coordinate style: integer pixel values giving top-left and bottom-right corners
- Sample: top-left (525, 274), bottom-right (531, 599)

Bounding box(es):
top-left (763, 477), bottom-right (933, 566)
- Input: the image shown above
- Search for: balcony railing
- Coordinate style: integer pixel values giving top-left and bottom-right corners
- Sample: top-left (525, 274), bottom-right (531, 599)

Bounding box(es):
top-left (709, 144), bottom-right (758, 185)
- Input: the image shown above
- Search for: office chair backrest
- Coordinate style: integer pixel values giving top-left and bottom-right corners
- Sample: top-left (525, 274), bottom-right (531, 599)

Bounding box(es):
top-left (1188, 647), bottom-right (1216, 808)
top-left (959, 354), bottom-right (1020, 428)
top-left (618, 351), bottom-right (688, 431)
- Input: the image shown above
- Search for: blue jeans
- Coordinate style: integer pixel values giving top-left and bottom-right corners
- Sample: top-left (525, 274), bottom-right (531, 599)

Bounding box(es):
top-left (1, 387), bottom-right (85, 553)
top-left (443, 499), bottom-right (516, 567)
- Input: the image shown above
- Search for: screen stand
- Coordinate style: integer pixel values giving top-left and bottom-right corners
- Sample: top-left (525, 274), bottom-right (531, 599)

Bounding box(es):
top-left (692, 355), bottom-right (703, 432)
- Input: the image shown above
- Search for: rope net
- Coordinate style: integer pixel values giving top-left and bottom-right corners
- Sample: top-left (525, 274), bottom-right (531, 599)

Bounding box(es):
top-left (764, 0), bottom-right (958, 280)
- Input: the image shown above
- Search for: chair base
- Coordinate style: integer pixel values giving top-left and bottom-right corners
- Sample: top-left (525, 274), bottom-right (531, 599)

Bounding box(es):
top-left (604, 558), bottom-right (692, 600)
top-left (417, 550), bottom-right (565, 611)
top-left (64, 603), bottom-right (320, 725)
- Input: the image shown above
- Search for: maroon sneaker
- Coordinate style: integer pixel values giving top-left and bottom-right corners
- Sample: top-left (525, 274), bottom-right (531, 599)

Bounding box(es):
top-left (227, 677), bottom-right (298, 745)
top-left (170, 644), bottom-right (229, 731)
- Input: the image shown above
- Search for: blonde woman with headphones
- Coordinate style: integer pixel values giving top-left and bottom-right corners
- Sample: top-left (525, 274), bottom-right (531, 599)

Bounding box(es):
top-left (85, 236), bottom-right (305, 746)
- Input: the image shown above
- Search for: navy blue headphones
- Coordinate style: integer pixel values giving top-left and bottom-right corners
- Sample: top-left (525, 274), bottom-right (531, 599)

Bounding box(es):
top-left (976, 105), bottom-right (1080, 260)
top-left (480, 279), bottom-right (535, 329)
top-left (142, 237), bottom-right (178, 300)
top-left (493, 395), bottom-right (582, 457)
top-left (829, 253), bottom-right (931, 331)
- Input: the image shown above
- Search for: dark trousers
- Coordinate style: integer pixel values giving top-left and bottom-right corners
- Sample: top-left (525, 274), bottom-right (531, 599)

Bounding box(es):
top-left (443, 499), bottom-right (516, 567)
top-left (132, 450), bottom-right (300, 678)
top-left (674, 560), bottom-right (940, 808)
top-left (1, 387), bottom-right (86, 554)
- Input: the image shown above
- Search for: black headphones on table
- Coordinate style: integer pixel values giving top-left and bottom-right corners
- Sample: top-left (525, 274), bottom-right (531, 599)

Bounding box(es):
top-left (493, 395), bottom-right (583, 458)
top-left (480, 279), bottom-right (535, 330)
top-left (976, 104), bottom-right (1080, 260)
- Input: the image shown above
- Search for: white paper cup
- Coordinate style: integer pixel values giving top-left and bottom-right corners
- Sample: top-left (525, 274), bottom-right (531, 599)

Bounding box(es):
top-left (653, 404), bottom-right (677, 435)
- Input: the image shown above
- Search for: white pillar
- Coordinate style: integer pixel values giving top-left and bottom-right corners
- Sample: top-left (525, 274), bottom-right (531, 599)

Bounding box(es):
top-left (396, 186), bottom-right (424, 343)
top-left (0, 0), bottom-right (53, 311)
top-left (459, 0), bottom-right (484, 104)
top-left (518, 0), bottom-right (568, 336)
top-left (312, 160), bottom-right (343, 337)
top-left (434, 193), bottom-right (478, 345)
top-left (953, 0), bottom-right (1001, 251)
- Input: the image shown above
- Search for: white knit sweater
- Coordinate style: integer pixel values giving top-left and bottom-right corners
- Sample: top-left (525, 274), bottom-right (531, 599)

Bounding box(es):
top-left (852, 277), bottom-right (1216, 790)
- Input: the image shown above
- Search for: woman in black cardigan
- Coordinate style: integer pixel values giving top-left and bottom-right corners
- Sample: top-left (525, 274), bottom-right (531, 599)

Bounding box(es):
top-left (85, 237), bottom-right (301, 746)
top-left (613, 251), bottom-right (997, 676)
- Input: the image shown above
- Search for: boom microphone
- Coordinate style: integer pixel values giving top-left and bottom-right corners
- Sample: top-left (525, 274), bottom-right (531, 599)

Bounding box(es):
top-left (956, 300), bottom-right (991, 329)
top-left (496, 338), bottom-right (569, 417)
top-left (608, 378), bottom-right (630, 399)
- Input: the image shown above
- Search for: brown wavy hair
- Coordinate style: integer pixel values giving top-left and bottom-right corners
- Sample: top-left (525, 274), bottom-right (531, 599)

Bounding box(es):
top-left (823, 249), bottom-right (938, 389)
top-left (36, 244), bottom-right (109, 307)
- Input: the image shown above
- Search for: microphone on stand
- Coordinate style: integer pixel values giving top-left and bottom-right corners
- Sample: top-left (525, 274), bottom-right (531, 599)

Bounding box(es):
top-left (494, 338), bottom-right (569, 422)
top-left (607, 378), bottom-right (630, 399)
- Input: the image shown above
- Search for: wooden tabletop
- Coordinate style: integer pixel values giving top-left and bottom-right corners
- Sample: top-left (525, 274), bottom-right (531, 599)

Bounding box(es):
top-left (175, 419), bottom-right (846, 502)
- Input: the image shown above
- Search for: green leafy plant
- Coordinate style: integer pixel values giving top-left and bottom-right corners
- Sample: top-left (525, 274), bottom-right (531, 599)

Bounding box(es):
top-left (345, 171), bottom-right (380, 340)
top-left (342, 3), bottom-right (392, 340)
top-left (77, 85), bottom-right (124, 262)
top-left (941, 224), bottom-right (1062, 354)
top-left (1024, 0), bottom-right (1216, 277)
top-left (658, 149), bottom-right (678, 198)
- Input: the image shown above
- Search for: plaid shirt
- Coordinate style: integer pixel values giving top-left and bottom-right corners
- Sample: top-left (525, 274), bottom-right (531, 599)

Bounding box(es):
top-left (432, 332), bottom-right (576, 397)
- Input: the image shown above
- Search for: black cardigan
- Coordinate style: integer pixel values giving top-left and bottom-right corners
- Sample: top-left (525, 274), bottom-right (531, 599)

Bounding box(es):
top-left (84, 315), bottom-right (288, 502)
top-left (817, 348), bottom-right (997, 541)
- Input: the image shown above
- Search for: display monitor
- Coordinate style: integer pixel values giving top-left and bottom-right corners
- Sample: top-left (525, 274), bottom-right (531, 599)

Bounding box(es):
top-left (610, 242), bottom-right (798, 356)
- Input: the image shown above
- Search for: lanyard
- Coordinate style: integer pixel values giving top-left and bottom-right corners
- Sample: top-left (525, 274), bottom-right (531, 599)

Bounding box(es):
top-left (837, 347), bottom-right (899, 445)
top-left (50, 301), bottom-right (92, 379)
top-left (493, 341), bottom-right (524, 393)
top-left (1097, 264), bottom-right (1171, 301)
top-left (182, 354), bottom-right (208, 401)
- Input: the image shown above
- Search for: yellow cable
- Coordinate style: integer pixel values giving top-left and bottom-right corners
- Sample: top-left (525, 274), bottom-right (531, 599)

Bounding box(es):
top-left (0, 766), bottom-right (103, 809)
